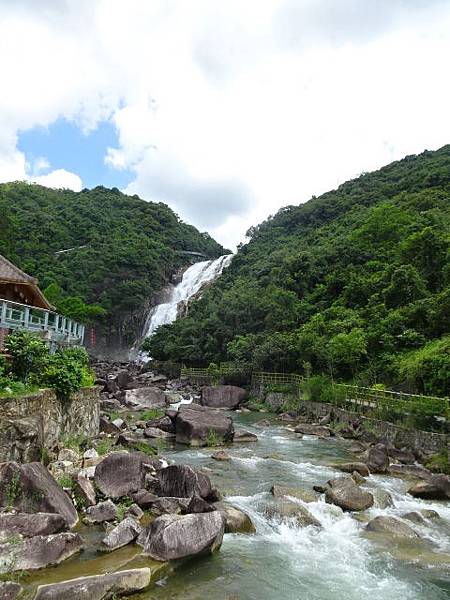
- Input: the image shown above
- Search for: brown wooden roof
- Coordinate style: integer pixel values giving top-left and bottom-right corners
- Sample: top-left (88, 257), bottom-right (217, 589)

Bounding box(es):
top-left (0, 254), bottom-right (53, 310)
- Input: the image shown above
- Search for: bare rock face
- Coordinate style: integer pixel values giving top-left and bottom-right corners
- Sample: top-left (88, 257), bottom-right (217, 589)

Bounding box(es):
top-left (131, 489), bottom-right (158, 509)
top-left (0, 533), bottom-right (83, 573)
top-left (0, 462), bottom-right (78, 528)
top-left (175, 404), bottom-right (234, 447)
top-left (85, 500), bottom-right (118, 524)
top-left (366, 444), bottom-right (389, 473)
top-left (150, 497), bottom-right (190, 516)
top-left (325, 477), bottom-right (374, 511)
top-left (0, 513), bottom-right (66, 540)
top-left (366, 516), bottom-right (419, 538)
top-left (158, 464), bottom-right (212, 500)
top-left (34, 568), bottom-right (152, 599)
top-left (123, 387), bottom-right (166, 410)
top-left (101, 517), bottom-right (142, 551)
top-left (144, 427), bottom-right (175, 440)
top-left (94, 452), bottom-right (162, 499)
top-left (201, 385), bottom-right (247, 409)
top-left (143, 512), bottom-right (225, 561)
top-left (408, 474), bottom-right (450, 500)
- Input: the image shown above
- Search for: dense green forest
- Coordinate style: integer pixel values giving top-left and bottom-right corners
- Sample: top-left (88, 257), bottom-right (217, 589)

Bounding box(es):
top-left (146, 146), bottom-right (450, 396)
top-left (0, 183), bottom-right (226, 343)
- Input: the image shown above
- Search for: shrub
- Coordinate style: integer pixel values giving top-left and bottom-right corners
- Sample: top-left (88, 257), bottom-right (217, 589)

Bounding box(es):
top-left (4, 330), bottom-right (48, 381)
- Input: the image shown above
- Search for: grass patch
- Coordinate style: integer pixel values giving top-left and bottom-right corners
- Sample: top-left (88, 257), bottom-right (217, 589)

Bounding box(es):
top-left (130, 441), bottom-right (158, 456)
top-left (425, 450), bottom-right (450, 475)
top-left (61, 434), bottom-right (87, 452)
top-left (205, 429), bottom-right (220, 447)
top-left (137, 408), bottom-right (165, 421)
top-left (116, 497), bottom-right (134, 521)
top-left (95, 438), bottom-right (115, 456)
top-left (57, 474), bottom-right (74, 489)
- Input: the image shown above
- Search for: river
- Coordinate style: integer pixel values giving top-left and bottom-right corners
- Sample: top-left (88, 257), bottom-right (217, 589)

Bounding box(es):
top-left (24, 411), bottom-right (450, 599)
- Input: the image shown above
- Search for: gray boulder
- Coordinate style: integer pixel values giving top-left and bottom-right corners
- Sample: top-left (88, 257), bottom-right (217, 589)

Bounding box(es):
top-left (407, 474), bottom-right (450, 500)
top-left (158, 464), bottom-right (212, 500)
top-left (294, 424), bottom-right (332, 438)
top-left (151, 497), bottom-right (190, 516)
top-left (94, 452), bottom-right (162, 499)
top-left (265, 499), bottom-right (321, 528)
top-left (233, 430), bottom-right (258, 443)
top-left (0, 533), bottom-right (83, 573)
top-left (211, 451), bottom-right (231, 461)
top-left (387, 464), bottom-right (431, 480)
top-left (131, 489), bottom-right (158, 509)
top-left (175, 404), bottom-right (234, 447)
top-left (34, 568), bottom-right (152, 599)
top-left (123, 387), bottom-right (166, 410)
top-left (216, 503), bottom-right (256, 534)
top-left (0, 462), bottom-right (78, 528)
top-left (270, 485), bottom-right (319, 503)
top-left (144, 427), bottom-right (175, 440)
top-left (366, 516), bottom-right (419, 538)
top-left (73, 474), bottom-right (96, 507)
top-left (0, 581), bottom-right (22, 599)
top-left (366, 444), bottom-right (389, 473)
top-left (333, 462), bottom-right (369, 477)
top-left (85, 500), bottom-right (118, 524)
top-left (0, 512), bottom-right (66, 540)
top-left (325, 477), bottom-right (374, 511)
top-left (143, 512), bottom-right (225, 561)
top-left (101, 517), bottom-right (142, 551)
top-left (201, 385), bottom-right (247, 409)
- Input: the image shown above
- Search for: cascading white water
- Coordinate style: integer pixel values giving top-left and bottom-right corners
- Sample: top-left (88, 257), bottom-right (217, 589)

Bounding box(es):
top-left (144, 254), bottom-right (233, 339)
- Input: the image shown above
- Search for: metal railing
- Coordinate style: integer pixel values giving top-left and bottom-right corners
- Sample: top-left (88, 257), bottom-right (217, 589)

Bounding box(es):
top-left (0, 298), bottom-right (85, 348)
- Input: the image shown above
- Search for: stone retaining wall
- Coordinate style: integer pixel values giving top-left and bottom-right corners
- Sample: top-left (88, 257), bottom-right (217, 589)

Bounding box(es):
top-left (0, 387), bottom-right (100, 463)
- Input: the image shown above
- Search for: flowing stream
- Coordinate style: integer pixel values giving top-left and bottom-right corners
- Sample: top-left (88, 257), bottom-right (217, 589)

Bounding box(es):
top-left (24, 412), bottom-right (450, 599)
top-left (141, 412), bottom-right (450, 600)
top-left (143, 255), bottom-right (233, 339)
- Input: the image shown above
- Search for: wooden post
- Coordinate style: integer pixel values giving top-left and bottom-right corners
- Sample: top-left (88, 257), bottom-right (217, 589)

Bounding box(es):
top-left (23, 306), bottom-right (30, 328)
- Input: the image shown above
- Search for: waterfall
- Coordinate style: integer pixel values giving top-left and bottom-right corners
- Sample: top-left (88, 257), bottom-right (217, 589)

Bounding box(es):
top-left (143, 254), bottom-right (233, 340)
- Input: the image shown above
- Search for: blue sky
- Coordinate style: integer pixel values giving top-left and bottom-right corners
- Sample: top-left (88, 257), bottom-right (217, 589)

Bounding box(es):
top-left (18, 119), bottom-right (134, 189)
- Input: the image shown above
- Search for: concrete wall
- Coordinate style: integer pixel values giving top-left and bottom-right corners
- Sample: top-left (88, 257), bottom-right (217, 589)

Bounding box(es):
top-left (0, 387), bottom-right (100, 463)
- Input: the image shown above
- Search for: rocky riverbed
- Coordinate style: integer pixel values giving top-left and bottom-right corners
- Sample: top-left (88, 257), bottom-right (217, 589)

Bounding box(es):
top-left (0, 361), bottom-right (449, 599)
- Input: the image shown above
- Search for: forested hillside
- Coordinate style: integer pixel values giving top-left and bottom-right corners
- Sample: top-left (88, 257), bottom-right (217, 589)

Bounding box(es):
top-left (0, 183), bottom-right (226, 344)
top-left (147, 146), bottom-right (450, 395)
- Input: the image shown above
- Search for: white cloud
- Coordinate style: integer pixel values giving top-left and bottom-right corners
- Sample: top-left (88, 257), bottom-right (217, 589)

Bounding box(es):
top-left (0, 1), bottom-right (450, 247)
top-left (30, 168), bottom-right (82, 191)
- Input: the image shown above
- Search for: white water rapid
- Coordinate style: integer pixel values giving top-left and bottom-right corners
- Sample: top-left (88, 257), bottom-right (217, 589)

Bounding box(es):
top-left (144, 254), bottom-right (232, 340)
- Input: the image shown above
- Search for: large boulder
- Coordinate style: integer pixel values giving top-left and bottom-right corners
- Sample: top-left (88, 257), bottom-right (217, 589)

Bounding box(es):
top-left (101, 517), bottom-right (142, 551)
top-left (233, 430), bottom-right (258, 443)
top-left (215, 503), bottom-right (256, 534)
top-left (366, 444), bottom-right (389, 473)
top-left (270, 485), bottom-right (319, 503)
top-left (158, 464), bottom-right (212, 500)
top-left (325, 477), bottom-right (374, 511)
top-left (333, 463), bottom-right (370, 477)
top-left (407, 474), bottom-right (450, 500)
top-left (0, 581), bottom-right (22, 599)
top-left (94, 452), bottom-right (162, 499)
top-left (201, 385), bottom-right (247, 409)
top-left (175, 404), bottom-right (234, 447)
top-left (0, 462), bottom-right (78, 528)
top-left (366, 516), bottom-right (419, 539)
top-left (0, 513), bottom-right (66, 540)
top-left (85, 500), bottom-right (118, 524)
top-left (73, 474), bottom-right (96, 507)
top-left (143, 512), bottom-right (225, 561)
top-left (294, 424), bottom-right (332, 438)
top-left (34, 568), bottom-right (152, 599)
top-left (122, 387), bottom-right (166, 410)
top-left (264, 499), bottom-right (321, 528)
top-left (0, 533), bottom-right (83, 573)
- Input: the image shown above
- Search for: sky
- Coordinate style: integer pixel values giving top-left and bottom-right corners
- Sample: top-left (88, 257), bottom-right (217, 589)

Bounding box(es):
top-left (1, 0), bottom-right (450, 249)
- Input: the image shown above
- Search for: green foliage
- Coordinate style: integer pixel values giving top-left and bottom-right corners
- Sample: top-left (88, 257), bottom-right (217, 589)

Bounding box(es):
top-left (0, 182), bottom-right (227, 343)
top-left (396, 336), bottom-right (450, 396)
top-left (6, 473), bottom-right (21, 511)
top-left (205, 429), bottom-right (220, 447)
top-left (4, 330), bottom-right (48, 382)
top-left (61, 434), bottom-right (86, 452)
top-left (425, 450), bottom-right (450, 475)
top-left (116, 497), bottom-right (134, 521)
top-left (39, 350), bottom-right (88, 400)
top-left (147, 145), bottom-right (450, 395)
top-left (129, 441), bottom-right (158, 456)
top-left (137, 408), bottom-right (165, 421)
top-left (57, 474), bottom-right (74, 489)
top-left (95, 438), bottom-right (115, 456)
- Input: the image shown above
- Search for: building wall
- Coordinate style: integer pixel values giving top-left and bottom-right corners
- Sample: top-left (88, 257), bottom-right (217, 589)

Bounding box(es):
top-left (0, 387), bottom-right (100, 462)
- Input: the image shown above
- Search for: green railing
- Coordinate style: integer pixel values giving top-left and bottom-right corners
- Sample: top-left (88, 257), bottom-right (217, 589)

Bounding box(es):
top-left (181, 366), bottom-right (449, 432)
